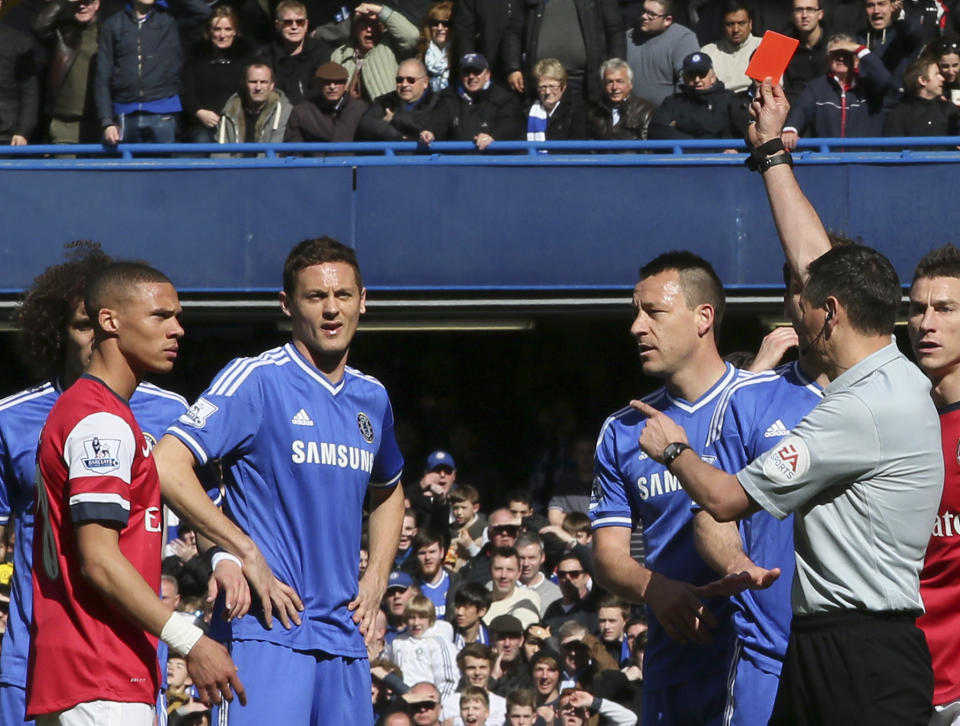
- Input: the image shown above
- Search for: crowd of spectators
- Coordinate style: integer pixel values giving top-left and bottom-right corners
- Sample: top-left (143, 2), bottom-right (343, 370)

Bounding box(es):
top-left (2, 0), bottom-right (960, 150)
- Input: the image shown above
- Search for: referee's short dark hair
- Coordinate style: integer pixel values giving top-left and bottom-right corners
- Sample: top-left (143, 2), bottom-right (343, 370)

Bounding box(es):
top-left (639, 251), bottom-right (725, 337)
top-left (804, 245), bottom-right (901, 336)
top-left (912, 243), bottom-right (960, 284)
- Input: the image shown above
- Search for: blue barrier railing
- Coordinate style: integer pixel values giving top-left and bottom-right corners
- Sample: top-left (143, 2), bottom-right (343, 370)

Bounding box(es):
top-left (0, 137), bottom-right (958, 168)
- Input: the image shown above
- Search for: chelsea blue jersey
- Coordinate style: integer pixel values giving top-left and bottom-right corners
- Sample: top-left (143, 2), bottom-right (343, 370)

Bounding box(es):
top-left (0, 380), bottom-right (188, 689)
top-left (167, 343), bottom-right (404, 658)
top-left (703, 360), bottom-right (823, 675)
top-left (589, 363), bottom-right (749, 691)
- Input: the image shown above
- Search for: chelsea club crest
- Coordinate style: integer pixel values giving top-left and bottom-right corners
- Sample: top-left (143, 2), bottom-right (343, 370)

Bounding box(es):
top-left (358, 412), bottom-right (375, 443)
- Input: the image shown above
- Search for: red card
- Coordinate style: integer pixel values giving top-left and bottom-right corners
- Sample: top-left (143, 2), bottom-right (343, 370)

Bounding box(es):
top-left (746, 31), bottom-right (800, 84)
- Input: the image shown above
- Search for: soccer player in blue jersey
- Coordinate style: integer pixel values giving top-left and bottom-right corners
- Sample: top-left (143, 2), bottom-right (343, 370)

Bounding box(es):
top-left (155, 237), bottom-right (406, 725)
top-left (0, 244), bottom-right (257, 725)
top-left (694, 260), bottom-right (832, 726)
top-left (589, 251), bottom-right (753, 726)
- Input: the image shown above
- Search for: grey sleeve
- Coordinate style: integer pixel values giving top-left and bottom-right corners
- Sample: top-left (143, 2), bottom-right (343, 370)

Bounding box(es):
top-left (737, 392), bottom-right (880, 519)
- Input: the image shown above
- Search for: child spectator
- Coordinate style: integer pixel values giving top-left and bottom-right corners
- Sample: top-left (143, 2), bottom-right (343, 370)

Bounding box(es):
top-left (389, 596), bottom-right (460, 699)
top-left (456, 685), bottom-right (493, 726)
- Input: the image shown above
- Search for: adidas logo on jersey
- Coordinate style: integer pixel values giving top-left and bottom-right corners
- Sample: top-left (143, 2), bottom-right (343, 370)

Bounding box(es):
top-left (764, 420), bottom-right (789, 438)
top-left (291, 409), bottom-right (314, 426)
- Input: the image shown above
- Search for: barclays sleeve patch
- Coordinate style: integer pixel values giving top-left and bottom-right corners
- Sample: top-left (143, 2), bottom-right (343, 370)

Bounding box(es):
top-left (179, 398), bottom-right (219, 429)
top-left (80, 436), bottom-right (122, 474)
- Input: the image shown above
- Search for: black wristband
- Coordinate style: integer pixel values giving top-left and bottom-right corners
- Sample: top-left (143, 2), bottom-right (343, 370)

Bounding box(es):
top-left (745, 137), bottom-right (789, 171)
top-left (756, 152), bottom-right (794, 173)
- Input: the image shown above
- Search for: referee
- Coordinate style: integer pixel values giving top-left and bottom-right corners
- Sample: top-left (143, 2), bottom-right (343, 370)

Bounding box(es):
top-left (632, 79), bottom-right (943, 726)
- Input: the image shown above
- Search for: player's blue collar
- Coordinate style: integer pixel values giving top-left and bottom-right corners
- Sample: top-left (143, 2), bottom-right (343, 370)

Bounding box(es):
top-left (283, 342), bottom-right (347, 395)
top-left (665, 362), bottom-right (738, 413)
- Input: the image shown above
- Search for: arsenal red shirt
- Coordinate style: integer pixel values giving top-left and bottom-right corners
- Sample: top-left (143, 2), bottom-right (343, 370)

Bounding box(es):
top-left (919, 403), bottom-right (960, 705)
top-left (27, 375), bottom-right (162, 717)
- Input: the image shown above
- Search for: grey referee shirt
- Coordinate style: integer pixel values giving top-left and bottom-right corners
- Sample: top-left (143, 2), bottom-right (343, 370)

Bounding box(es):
top-left (738, 343), bottom-right (943, 616)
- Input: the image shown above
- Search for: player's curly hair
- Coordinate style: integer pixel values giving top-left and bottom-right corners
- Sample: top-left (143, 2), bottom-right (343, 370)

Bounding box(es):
top-left (15, 241), bottom-right (111, 381)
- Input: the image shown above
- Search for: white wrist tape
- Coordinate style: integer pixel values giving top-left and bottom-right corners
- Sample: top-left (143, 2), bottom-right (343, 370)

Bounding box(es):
top-left (211, 551), bottom-right (243, 570)
top-left (161, 613), bottom-right (204, 656)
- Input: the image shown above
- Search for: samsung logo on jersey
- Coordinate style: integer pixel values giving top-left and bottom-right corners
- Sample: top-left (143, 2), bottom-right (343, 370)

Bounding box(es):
top-left (636, 471), bottom-right (682, 500)
top-left (291, 440), bottom-right (374, 473)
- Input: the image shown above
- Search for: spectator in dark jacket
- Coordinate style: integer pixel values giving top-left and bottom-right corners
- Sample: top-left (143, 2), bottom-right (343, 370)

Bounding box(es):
top-left (258, 0), bottom-right (333, 105)
top-left (588, 58), bottom-right (655, 140)
top-left (502, 0), bottom-right (625, 102)
top-left (33, 0), bottom-right (98, 143)
top-left (180, 6), bottom-right (256, 142)
top-left (884, 56), bottom-right (960, 141)
top-left (95, 0), bottom-right (183, 144)
top-left (421, 53), bottom-right (524, 150)
top-left (0, 0), bottom-right (39, 145)
top-left (649, 51), bottom-right (738, 139)
top-left (782, 0), bottom-right (829, 105)
top-left (782, 34), bottom-right (893, 146)
top-left (526, 58), bottom-right (588, 141)
top-left (856, 0), bottom-right (926, 103)
top-left (285, 60), bottom-right (368, 141)
top-left (357, 58), bottom-right (440, 140)
top-left (454, 0), bottom-right (517, 80)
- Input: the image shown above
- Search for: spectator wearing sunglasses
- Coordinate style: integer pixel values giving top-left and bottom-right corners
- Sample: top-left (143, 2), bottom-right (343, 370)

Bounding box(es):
top-left (357, 58), bottom-right (439, 138)
top-left (258, 0), bottom-right (333, 104)
top-left (417, 1), bottom-right (455, 91)
top-left (403, 682), bottom-right (444, 726)
top-left (459, 508), bottom-right (523, 585)
top-left (543, 553), bottom-right (600, 632)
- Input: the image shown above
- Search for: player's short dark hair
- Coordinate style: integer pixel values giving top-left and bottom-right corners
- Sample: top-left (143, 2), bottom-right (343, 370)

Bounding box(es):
top-left (639, 250), bottom-right (726, 337)
top-left (84, 261), bottom-right (172, 335)
top-left (457, 642), bottom-right (494, 669)
top-left (722, 0), bottom-right (751, 19)
top-left (803, 245), bottom-right (901, 336)
top-left (453, 582), bottom-right (492, 610)
top-left (412, 528), bottom-right (446, 553)
top-left (283, 237), bottom-right (363, 296)
top-left (490, 546), bottom-right (520, 566)
top-left (912, 244), bottom-right (960, 284)
top-left (16, 241), bottom-right (111, 380)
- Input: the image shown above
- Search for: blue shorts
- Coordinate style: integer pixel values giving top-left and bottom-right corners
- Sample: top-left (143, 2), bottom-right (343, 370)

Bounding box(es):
top-left (723, 640), bottom-right (781, 726)
top-left (221, 640), bottom-right (372, 726)
top-left (644, 670), bottom-right (726, 726)
top-left (0, 682), bottom-right (35, 726)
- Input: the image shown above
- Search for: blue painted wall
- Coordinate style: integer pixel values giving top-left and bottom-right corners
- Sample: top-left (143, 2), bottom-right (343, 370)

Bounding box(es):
top-left (2, 159), bottom-right (956, 292)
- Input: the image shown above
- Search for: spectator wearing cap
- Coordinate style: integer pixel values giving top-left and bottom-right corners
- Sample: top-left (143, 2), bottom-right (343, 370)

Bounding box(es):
top-left (284, 60), bottom-right (369, 142)
top-left (383, 569), bottom-right (419, 644)
top-left (588, 58), bottom-right (655, 140)
top-left (483, 548), bottom-right (542, 630)
top-left (441, 644), bottom-right (508, 723)
top-left (542, 553), bottom-right (600, 632)
top-left (515, 532), bottom-right (562, 615)
top-left (782, 34), bottom-right (893, 148)
top-left (453, 582), bottom-right (492, 649)
top-left (883, 56), bottom-right (959, 141)
top-left (357, 58), bottom-right (441, 140)
top-left (330, 2), bottom-right (419, 103)
top-left (257, 0), bottom-right (333, 106)
top-left (409, 448), bottom-right (457, 533)
top-left (421, 53), bottom-right (524, 150)
top-left (625, 0), bottom-right (700, 106)
top-left (648, 50), bottom-right (738, 139)
top-left (489, 614), bottom-right (535, 696)
top-left (459, 508), bottom-right (522, 585)
top-left (699, 0), bottom-right (760, 94)
top-left (500, 0), bottom-right (625, 103)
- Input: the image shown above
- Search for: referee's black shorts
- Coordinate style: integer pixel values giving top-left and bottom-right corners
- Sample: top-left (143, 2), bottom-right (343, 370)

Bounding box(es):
top-left (769, 610), bottom-right (933, 726)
